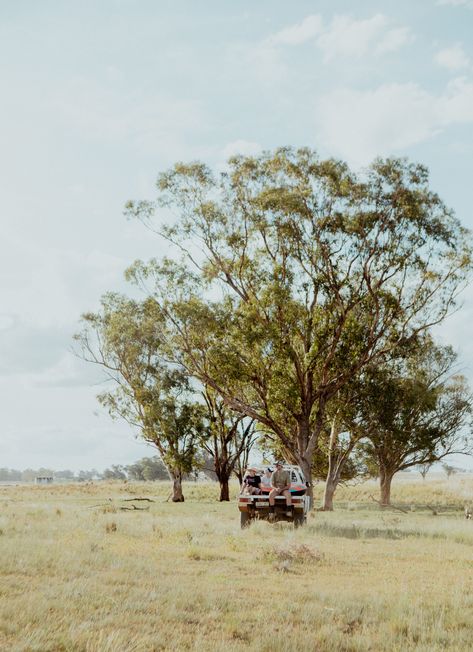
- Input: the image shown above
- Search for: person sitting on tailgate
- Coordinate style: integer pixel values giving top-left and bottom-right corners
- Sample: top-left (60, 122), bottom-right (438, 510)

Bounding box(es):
top-left (242, 467), bottom-right (262, 495)
top-left (260, 467), bottom-right (273, 491)
top-left (269, 461), bottom-right (292, 517)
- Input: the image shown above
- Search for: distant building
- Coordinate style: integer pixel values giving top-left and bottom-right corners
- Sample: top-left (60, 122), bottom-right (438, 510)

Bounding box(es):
top-left (35, 476), bottom-right (53, 485)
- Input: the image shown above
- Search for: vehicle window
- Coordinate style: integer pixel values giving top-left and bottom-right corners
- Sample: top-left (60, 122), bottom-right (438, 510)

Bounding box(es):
top-left (291, 471), bottom-right (297, 482)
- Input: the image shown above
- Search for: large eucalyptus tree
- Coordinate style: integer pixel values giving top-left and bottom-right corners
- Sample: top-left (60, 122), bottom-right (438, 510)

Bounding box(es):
top-left (125, 148), bottom-right (472, 504)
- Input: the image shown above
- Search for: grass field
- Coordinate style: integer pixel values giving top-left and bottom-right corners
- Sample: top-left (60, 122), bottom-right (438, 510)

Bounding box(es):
top-left (1, 477), bottom-right (473, 651)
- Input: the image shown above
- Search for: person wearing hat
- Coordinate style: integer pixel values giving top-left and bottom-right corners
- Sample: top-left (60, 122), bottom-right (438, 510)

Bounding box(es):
top-left (269, 461), bottom-right (292, 517)
top-left (242, 467), bottom-right (262, 495)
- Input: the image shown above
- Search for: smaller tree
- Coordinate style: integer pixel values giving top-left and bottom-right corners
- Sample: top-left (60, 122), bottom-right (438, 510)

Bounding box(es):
top-left (316, 382), bottom-right (374, 511)
top-left (442, 463), bottom-right (458, 479)
top-left (126, 456), bottom-right (169, 481)
top-left (360, 341), bottom-right (473, 504)
top-left (417, 462), bottom-right (433, 480)
top-left (201, 388), bottom-right (257, 500)
top-left (102, 465), bottom-right (127, 480)
top-left (317, 422), bottom-right (370, 511)
top-left (77, 469), bottom-right (98, 482)
top-left (75, 294), bottom-right (207, 502)
top-left (0, 468), bottom-right (22, 481)
top-left (21, 469), bottom-right (36, 482)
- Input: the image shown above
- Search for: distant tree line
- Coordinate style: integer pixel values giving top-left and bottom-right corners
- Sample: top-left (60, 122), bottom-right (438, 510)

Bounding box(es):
top-left (103, 456), bottom-right (169, 481)
top-left (75, 148), bottom-right (473, 508)
top-left (0, 468), bottom-right (99, 482)
top-left (0, 456), bottom-right (220, 484)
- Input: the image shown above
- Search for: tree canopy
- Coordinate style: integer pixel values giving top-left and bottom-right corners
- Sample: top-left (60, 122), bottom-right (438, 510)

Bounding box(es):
top-left (75, 294), bottom-right (206, 501)
top-left (359, 338), bottom-right (473, 503)
top-left (125, 148), bottom-right (472, 499)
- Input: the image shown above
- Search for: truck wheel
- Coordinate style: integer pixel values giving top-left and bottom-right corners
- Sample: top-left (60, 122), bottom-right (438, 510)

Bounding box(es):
top-left (240, 511), bottom-right (251, 529)
top-left (294, 515), bottom-right (306, 528)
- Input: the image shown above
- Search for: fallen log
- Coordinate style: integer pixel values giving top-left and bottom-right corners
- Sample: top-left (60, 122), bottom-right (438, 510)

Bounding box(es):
top-left (119, 504), bottom-right (150, 511)
top-left (369, 494), bottom-right (409, 514)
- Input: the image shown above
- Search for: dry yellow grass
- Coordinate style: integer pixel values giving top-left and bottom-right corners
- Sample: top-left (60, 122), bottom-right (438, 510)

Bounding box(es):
top-left (0, 477), bottom-right (472, 651)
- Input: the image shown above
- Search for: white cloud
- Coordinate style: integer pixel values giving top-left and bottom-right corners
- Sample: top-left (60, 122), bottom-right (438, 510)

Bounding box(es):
top-left (315, 77), bottom-right (473, 165)
top-left (263, 13), bottom-right (410, 62)
top-left (241, 38), bottom-right (289, 84)
top-left (316, 14), bottom-right (410, 62)
top-left (0, 232), bottom-right (133, 392)
top-left (0, 232), bottom-right (128, 331)
top-left (48, 80), bottom-right (206, 158)
top-left (24, 352), bottom-right (102, 389)
top-left (0, 323), bottom-right (72, 376)
top-left (434, 282), bottom-right (473, 370)
top-left (246, 14), bottom-right (411, 87)
top-left (377, 26), bottom-right (412, 54)
top-left (269, 15), bottom-right (323, 46)
top-left (435, 44), bottom-right (470, 70)
top-left (0, 406), bottom-right (150, 471)
top-left (439, 76), bottom-right (473, 121)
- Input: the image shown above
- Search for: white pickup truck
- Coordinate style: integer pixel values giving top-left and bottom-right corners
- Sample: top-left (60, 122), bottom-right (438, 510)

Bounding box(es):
top-left (238, 465), bottom-right (310, 528)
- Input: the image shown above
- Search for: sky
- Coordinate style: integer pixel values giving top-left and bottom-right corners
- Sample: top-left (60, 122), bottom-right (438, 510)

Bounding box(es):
top-left (1, 0), bottom-right (473, 471)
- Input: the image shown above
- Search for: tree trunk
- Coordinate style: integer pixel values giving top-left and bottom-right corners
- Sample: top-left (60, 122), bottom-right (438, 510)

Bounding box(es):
top-left (379, 469), bottom-right (394, 505)
top-left (212, 453), bottom-right (232, 502)
top-left (234, 469), bottom-right (243, 484)
top-left (170, 469), bottom-right (185, 502)
top-left (296, 397), bottom-right (328, 511)
top-left (322, 477), bottom-right (337, 511)
top-left (299, 456), bottom-right (314, 509)
top-left (321, 416), bottom-right (340, 511)
top-left (219, 478), bottom-right (230, 501)
top-left (215, 465), bottom-right (231, 501)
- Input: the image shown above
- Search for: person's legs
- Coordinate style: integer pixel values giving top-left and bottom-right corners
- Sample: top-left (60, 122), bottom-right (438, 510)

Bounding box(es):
top-left (269, 488), bottom-right (278, 506)
top-left (282, 490), bottom-right (293, 516)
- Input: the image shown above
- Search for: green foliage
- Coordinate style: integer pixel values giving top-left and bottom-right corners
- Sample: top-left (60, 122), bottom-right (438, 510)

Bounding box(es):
top-left (75, 294), bottom-right (207, 489)
top-left (126, 456), bottom-right (169, 481)
top-left (358, 337), bottom-right (473, 486)
top-left (125, 148), bottom-right (472, 487)
top-left (442, 463), bottom-right (459, 479)
top-left (200, 387), bottom-right (257, 497)
top-left (0, 468), bottom-right (23, 481)
top-left (102, 465), bottom-right (127, 480)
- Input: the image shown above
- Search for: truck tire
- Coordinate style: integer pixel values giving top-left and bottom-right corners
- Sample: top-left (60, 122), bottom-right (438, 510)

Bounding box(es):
top-left (294, 515), bottom-right (306, 528)
top-left (240, 511), bottom-right (251, 529)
